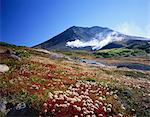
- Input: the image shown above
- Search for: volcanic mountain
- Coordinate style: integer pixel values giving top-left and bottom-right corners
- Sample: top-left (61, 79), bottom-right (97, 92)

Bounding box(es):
top-left (34, 26), bottom-right (150, 51)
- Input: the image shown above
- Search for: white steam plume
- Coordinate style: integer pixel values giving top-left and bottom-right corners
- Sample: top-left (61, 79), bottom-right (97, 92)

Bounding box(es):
top-left (66, 31), bottom-right (124, 50)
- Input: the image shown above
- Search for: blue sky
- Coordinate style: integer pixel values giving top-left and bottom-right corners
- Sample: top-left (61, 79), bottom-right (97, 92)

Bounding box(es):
top-left (1, 0), bottom-right (150, 46)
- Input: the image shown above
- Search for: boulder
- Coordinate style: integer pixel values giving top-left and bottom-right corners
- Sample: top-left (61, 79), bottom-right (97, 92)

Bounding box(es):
top-left (0, 64), bottom-right (9, 73)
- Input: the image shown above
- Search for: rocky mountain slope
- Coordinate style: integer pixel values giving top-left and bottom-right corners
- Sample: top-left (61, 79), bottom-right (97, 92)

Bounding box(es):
top-left (34, 26), bottom-right (150, 51)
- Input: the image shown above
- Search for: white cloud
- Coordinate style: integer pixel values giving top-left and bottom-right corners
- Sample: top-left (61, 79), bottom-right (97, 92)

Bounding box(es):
top-left (116, 22), bottom-right (147, 37)
top-left (146, 24), bottom-right (150, 38)
top-left (115, 22), bottom-right (150, 39)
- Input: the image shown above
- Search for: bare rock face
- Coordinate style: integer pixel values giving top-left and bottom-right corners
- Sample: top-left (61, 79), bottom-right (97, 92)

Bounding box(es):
top-left (0, 46), bottom-right (13, 54)
top-left (0, 46), bottom-right (21, 61)
top-left (0, 64), bottom-right (9, 73)
top-left (33, 48), bottom-right (51, 54)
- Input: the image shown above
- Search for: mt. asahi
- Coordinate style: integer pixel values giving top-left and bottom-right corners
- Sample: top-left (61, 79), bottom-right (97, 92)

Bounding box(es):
top-left (34, 26), bottom-right (150, 51)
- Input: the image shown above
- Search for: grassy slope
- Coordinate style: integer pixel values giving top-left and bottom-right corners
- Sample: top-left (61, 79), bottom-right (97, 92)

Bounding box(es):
top-left (0, 43), bottom-right (150, 116)
top-left (94, 48), bottom-right (147, 58)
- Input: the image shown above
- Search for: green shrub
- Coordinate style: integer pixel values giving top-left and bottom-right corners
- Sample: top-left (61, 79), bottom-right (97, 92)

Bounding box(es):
top-left (16, 50), bottom-right (30, 58)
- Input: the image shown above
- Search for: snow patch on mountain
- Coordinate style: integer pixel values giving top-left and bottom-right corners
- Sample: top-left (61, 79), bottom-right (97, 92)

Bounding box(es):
top-left (66, 31), bottom-right (124, 50)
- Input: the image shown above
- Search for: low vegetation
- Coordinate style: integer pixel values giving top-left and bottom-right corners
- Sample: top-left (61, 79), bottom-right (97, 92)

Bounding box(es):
top-left (55, 48), bottom-right (149, 59)
top-left (0, 43), bottom-right (150, 116)
top-left (94, 48), bottom-right (147, 58)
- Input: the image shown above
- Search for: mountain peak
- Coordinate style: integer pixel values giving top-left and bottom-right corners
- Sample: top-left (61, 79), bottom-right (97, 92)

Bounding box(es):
top-left (91, 26), bottom-right (108, 29)
top-left (69, 25), bottom-right (78, 29)
top-left (34, 26), bottom-right (149, 51)
top-left (69, 26), bottom-right (110, 30)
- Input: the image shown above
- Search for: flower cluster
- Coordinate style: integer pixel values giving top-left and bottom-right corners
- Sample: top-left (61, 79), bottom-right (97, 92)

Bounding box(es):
top-left (40, 81), bottom-right (124, 117)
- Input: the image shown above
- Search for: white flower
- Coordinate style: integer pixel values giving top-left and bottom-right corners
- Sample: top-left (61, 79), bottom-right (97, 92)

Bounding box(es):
top-left (48, 92), bottom-right (53, 99)
top-left (103, 106), bottom-right (107, 112)
top-left (43, 103), bottom-right (47, 107)
top-left (99, 97), bottom-right (103, 100)
top-left (107, 103), bottom-right (112, 108)
top-left (74, 115), bottom-right (79, 117)
top-left (131, 109), bottom-right (135, 112)
top-left (67, 103), bottom-right (70, 106)
top-left (104, 103), bottom-right (107, 106)
top-left (91, 114), bottom-right (96, 117)
top-left (52, 99), bottom-right (56, 102)
top-left (54, 94), bottom-right (58, 99)
top-left (110, 91), bottom-right (114, 95)
top-left (113, 94), bottom-right (118, 99)
top-left (44, 109), bottom-right (47, 113)
top-left (106, 92), bottom-right (110, 95)
top-left (76, 106), bottom-right (81, 111)
top-left (118, 113), bottom-right (123, 117)
top-left (121, 104), bottom-right (125, 110)
top-left (54, 91), bottom-right (63, 94)
top-left (85, 112), bottom-right (90, 116)
top-left (98, 114), bottom-right (103, 117)
top-left (95, 103), bottom-right (99, 108)
top-left (99, 102), bottom-right (103, 106)
top-left (59, 104), bottom-right (68, 107)
top-left (107, 107), bottom-right (111, 112)
top-left (54, 104), bottom-right (59, 107)
top-left (52, 109), bottom-right (55, 112)
top-left (99, 91), bottom-right (102, 94)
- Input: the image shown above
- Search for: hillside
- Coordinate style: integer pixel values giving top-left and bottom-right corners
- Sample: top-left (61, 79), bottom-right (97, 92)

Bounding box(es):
top-left (0, 42), bottom-right (150, 116)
